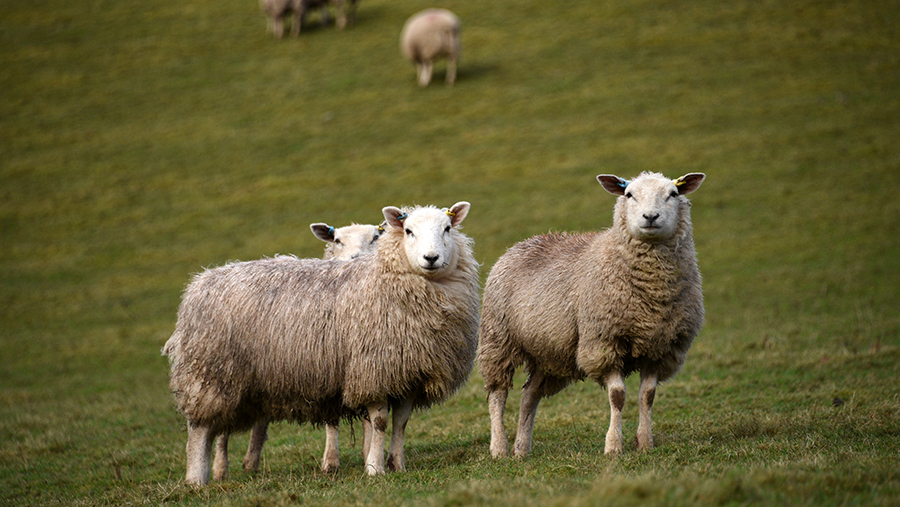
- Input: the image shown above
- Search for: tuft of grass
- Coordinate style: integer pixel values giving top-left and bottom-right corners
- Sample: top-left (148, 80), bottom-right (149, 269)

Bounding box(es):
top-left (2, 0), bottom-right (899, 505)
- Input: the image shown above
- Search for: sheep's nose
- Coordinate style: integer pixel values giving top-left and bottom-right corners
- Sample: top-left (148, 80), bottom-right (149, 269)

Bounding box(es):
top-left (424, 254), bottom-right (439, 266)
top-left (643, 213), bottom-right (660, 224)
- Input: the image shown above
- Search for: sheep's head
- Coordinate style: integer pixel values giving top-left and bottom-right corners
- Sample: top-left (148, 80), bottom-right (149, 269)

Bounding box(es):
top-left (382, 202), bottom-right (470, 278)
top-left (310, 222), bottom-right (385, 260)
top-left (598, 172), bottom-right (705, 243)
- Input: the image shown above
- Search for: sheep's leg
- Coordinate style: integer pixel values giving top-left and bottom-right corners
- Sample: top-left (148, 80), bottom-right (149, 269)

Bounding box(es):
top-left (386, 397), bottom-right (413, 472)
top-left (446, 58), bottom-right (457, 86)
top-left (605, 372), bottom-right (626, 454)
top-left (512, 369), bottom-right (545, 457)
top-left (364, 401), bottom-right (389, 475)
top-left (487, 389), bottom-right (509, 458)
top-left (212, 433), bottom-right (229, 481)
top-left (291, 9), bottom-right (303, 36)
top-left (361, 416), bottom-right (373, 463)
top-left (636, 371), bottom-right (657, 451)
top-left (272, 16), bottom-right (284, 39)
top-left (417, 61), bottom-right (433, 87)
top-left (242, 420), bottom-right (268, 472)
top-left (322, 423), bottom-right (340, 472)
top-left (185, 423), bottom-right (216, 485)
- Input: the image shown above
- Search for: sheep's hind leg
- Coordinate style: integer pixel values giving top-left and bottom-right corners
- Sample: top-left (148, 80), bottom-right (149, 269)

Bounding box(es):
top-left (512, 369), bottom-right (545, 457)
top-left (364, 401), bottom-right (389, 475)
top-left (243, 420), bottom-right (268, 472)
top-left (487, 389), bottom-right (509, 458)
top-left (185, 423), bottom-right (216, 485)
top-left (604, 371), bottom-right (625, 454)
top-left (361, 416), bottom-right (373, 464)
top-left (212, 433), bottom-right (229, 481)
top-left (636, 371), bottom-right (657, 451)
top-left (386, 397), bottom-right (413, 472)
top-left (446, 58), bottom-right (457, 86)
top-left (322, 423), bottom-right (340, 472)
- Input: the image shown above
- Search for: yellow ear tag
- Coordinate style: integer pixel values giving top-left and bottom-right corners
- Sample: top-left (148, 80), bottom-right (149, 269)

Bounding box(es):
top-left (445, 210), bottom-right (456, 217)
top-left (673, 178), bottom-right (686, 187)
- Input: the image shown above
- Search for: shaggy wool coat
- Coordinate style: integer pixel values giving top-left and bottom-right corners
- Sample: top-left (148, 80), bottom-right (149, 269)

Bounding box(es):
top-left (478, 193), bottom-right (703, 396)
top-left (164, 223), bottom-right (480, 433)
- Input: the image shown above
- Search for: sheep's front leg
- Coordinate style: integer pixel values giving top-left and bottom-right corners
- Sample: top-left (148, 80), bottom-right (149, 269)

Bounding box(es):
top-left (636, 371), bottom-right (657, 450)
top-left (417, 61), bottom-right (434, 87)
top-left (364, 401), bottom-right (389, 475)
top-left (487, 389), bottom-right (509, 458)
top-left (605, 371), bottom-right (625, 454)
top-left (512, 369), bottom-right (545, 457)
top-left (322, 423), bottom-right (340, 472)
top-left (272, 16), bottom-right (284, 39)
top-left (185, 423), bottom-right (216, 485)
top-left (243, 420), bottom-right (268, 472)
top-left (386, 397), bottom-right (413, 472)
top-left (212, 433), bottom-right (229, 481)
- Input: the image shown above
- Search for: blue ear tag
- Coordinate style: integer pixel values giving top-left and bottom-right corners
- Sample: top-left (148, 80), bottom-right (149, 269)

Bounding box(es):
top-left (397, 212), bottom-right (408, 221)
top-left (618, 179), bottom-right (630, 189)
top-left (328, 226), bottom-right (335, 235)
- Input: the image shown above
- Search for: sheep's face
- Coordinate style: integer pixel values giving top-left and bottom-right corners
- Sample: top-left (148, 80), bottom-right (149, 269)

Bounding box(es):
top-left (598, 172), bottom-right (705, 243)
top-left (383, 202), bottom-right (470, 278)
top-left (310, 223), bottom-right (384, 260)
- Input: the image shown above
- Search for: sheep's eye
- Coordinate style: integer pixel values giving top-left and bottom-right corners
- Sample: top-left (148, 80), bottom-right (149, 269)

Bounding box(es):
top-left (670, 190), bottom-right (679, 198)
top-left (405, 228), bottom-right (413, 236)
top-left (625, 192), bottom-right (633, 199)
top-left (334, 239), bottom-right (342, 245)
top-left (444, 226), bottom-right (451, 233)
top-left (371, 235), bottom-right (379, 243)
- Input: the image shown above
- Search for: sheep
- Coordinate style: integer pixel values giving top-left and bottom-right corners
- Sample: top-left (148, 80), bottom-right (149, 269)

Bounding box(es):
top-left (163, 202), bottom-right (479, 485)
top-left (219, 221), bottom-right (386, 478)
top-left (400, 9), bottom-right (461, 87)
top-left (310, 222), bottom-right (385, 261)
top-left (477, 172), bottom-right (705, 458)
top-left (259, 0), bottom-right (357, 38)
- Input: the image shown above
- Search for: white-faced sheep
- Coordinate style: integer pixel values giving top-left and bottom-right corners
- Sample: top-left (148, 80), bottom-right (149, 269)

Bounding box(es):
top-left (478, 172), bottom-right (705, 458)
top-left (311, 222), bottom-right (385, 261)
top-left (260, 0), bottom-right (357, 38)
top-left (163, 202), bottom-right (479, 485)
top-left (400, 9), bottom-right (461, 87)
top-left (226, 221), bottom-right (385, 477)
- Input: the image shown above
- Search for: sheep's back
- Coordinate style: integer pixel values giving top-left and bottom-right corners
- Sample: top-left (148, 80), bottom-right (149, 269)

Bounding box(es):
top-left (480, 232), bottom-right (602, 377)
top-left (166, 257), bottom-right (355, 426)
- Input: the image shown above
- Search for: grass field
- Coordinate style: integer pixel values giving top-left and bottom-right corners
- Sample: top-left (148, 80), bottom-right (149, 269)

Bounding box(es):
top-left (2, 0), bottom-right (899, 504)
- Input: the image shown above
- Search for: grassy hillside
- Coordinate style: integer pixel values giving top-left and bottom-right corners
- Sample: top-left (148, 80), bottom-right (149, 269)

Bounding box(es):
top-left (2, 0), bottom-right (899, 504)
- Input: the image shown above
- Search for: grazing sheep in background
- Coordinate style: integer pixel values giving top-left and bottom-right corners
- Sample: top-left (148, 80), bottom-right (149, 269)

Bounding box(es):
top-left (311, 222), bottom-right (385, 261)
top-left (163, 202), bottom-right (479, 485)
top-left (229, 221), bottom-right (385, 477)
top-left (260, 0), bottom-right (356, 38)
top-left (478, 172), bottom-right (706, 458)
top-left (400, 9), bottom-right (461, 87)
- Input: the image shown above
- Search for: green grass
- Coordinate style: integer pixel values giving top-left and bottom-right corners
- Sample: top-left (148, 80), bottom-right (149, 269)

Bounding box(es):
top-left (2, 0), bottom-right (899, 504)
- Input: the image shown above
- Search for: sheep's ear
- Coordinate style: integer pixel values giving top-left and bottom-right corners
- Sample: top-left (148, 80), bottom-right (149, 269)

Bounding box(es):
top-left (383, 207), bottom-right (407, 229)
top-left (446, 201), bottom-right (470, 228)
top-left (597, 175), bottom-right (629, 196)
top-left (310, 223), bottom-right (336, 243)
top-left (673, 173), bottom-right (705, 195)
